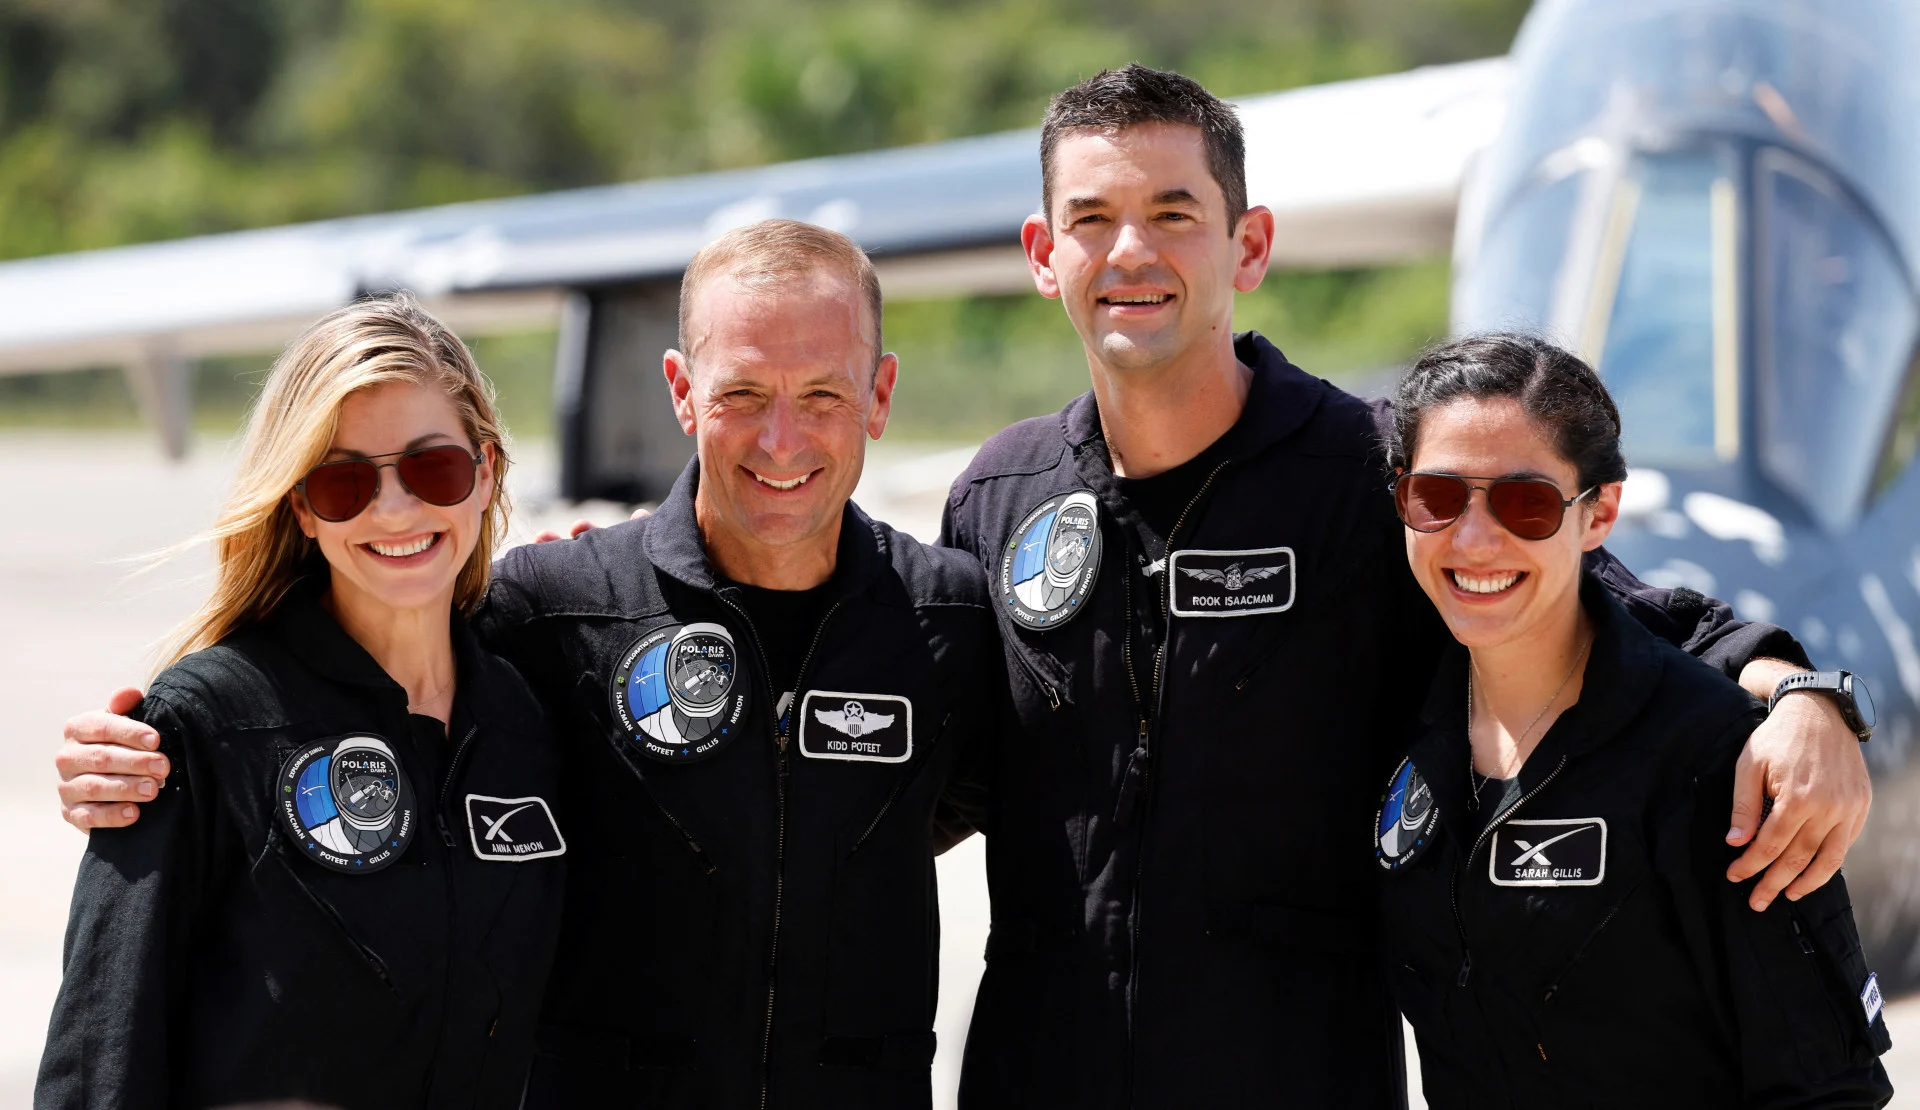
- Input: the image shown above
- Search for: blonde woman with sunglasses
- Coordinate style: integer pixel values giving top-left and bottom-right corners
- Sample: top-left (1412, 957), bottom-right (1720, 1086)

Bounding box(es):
top-left (38, 295), bottom-right (567, 1110)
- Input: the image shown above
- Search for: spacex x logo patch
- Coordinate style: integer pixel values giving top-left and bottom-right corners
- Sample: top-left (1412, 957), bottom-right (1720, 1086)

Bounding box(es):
top-left (1489, 818), bottom-right (1607, 887)
top-left (465, 795), bottom-right (566, 862)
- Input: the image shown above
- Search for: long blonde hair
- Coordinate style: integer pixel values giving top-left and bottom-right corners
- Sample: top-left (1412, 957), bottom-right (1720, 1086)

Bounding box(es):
top-left (158, 294), bottom-right (512, 669)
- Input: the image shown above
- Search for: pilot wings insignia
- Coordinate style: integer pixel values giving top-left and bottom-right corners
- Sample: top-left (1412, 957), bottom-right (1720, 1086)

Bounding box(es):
top-left (813, 699), bottom-right (896, 737)
top-left (1179, 560), bottom-right (1285, 592)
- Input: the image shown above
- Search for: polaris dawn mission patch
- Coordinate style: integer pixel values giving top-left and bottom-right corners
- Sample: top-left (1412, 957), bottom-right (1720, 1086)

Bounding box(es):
top-left (611, 622), bottom-right (750, 764)
top-left (279, 735), bottom-right (416, 874)
top-left (1375, 757), bottom-right (1438, 871)
top-left (1001, 489), bottom-right (1102, 630)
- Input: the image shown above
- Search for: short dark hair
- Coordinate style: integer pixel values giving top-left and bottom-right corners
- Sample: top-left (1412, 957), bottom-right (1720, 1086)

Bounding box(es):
top-left (1388, 334), bottom-right (1629, 491)
top-left (1040, 64), bottom-right (1247, 233)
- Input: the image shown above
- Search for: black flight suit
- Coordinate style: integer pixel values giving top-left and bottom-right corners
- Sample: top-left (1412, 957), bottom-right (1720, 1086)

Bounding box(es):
top-left (1382, 574), bottom-right (1892, 1109)
top-left (38, 580), bottom-right (567, 1110)
top-left (938, 332), bottom-right (1808, 1109)
top-left (472, 461), bottom-right (996, 1109)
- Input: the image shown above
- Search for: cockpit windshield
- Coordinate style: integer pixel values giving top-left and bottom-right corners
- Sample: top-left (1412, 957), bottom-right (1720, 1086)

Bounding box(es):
top-left (1591, 151), bottom-right (1739, 470)
top-left (1755, 149), bottom-right (1917, 532)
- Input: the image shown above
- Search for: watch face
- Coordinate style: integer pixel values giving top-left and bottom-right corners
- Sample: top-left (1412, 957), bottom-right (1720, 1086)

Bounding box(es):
top-left (1846, 672), bottom-right (1876, 733)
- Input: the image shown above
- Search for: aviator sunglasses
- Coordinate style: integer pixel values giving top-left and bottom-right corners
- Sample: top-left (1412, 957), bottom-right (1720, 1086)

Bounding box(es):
top-left (297, 444), bottom-right (483, 523)
top-left (1392, 472), bottom-right (1595, 541)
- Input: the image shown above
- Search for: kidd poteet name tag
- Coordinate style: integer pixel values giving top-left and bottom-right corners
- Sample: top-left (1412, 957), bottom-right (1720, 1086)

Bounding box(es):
top-left (798, 690), bottom-right (913, 763)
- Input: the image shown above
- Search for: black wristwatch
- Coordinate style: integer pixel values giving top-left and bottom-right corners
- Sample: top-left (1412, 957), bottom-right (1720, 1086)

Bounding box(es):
top-left (1768, 670), bottom-right (1876, 742)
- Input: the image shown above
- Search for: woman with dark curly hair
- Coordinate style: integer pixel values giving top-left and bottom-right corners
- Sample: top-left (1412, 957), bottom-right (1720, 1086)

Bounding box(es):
top-left (1376, 334), bottom-right (1891, 1108)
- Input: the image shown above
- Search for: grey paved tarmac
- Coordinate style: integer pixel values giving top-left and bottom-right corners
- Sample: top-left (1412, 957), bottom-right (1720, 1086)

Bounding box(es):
top-left (1, 432), bottom-right (1911, 1108)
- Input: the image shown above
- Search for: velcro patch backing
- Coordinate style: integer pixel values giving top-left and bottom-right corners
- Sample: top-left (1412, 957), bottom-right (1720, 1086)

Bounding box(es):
top-left (798, 691), bottom-right (913, 763)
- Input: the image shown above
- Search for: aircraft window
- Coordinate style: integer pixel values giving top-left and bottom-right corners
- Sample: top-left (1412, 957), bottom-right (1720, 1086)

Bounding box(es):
top-left (1453, 172), bottom-right (1582, 335)
top-left (1588, 152), bottom-right (1738, 469)
top-left (1756, 149), bottom-right (1918, 532)
top-left (1875, 354), bottom-right (1920, 499)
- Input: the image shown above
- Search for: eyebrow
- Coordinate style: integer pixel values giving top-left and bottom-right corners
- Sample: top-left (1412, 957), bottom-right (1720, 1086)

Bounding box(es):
top-left (1150, 188), bottom-right (1204, 207)
top-left (325, 431), bottom-right (455, 460)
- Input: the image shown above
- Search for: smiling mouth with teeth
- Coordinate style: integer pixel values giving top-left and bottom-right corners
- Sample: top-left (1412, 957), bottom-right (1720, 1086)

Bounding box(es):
top-left (748, 469), bottom-right (815, 491)
top-left (1099, 293), bottom-right (1170, 306)
top-left (1448, 569), bottom-right (1526, 595)
top-left (366, 533), bottom-right (441, 559)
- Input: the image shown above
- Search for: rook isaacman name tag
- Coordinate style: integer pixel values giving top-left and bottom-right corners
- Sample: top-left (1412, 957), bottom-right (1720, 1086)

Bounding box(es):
top-left (1169, 547), bottom-right (1296, 618)
top-left (798, 691), bottom-right (913, 763)
top-left (1489, 818), bottom-right (1607, 886)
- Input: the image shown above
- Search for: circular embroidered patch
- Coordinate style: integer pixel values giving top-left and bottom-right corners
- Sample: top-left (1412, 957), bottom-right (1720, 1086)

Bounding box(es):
top-left (1375, 756), bottom-right (1439, 871)
top-left (610, 621), bottom-right (751, 763)
top-left (278, 735), bottom-right (416, 874)
top-left (1000, 489), bottom-right (1103, 631)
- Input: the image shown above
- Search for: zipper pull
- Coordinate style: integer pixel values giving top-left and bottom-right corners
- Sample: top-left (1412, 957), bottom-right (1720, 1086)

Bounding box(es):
top-left (1113, 721), bottom-right (1151, 828)
top-left (437, 812), bottom-right (454, 848)
top-left (1457, 953), bottom-right (1473, 987)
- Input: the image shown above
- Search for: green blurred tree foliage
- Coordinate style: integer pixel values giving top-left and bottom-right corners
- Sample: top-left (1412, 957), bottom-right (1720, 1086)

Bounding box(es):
top-left (0, 0), bottom-right (1528, 437)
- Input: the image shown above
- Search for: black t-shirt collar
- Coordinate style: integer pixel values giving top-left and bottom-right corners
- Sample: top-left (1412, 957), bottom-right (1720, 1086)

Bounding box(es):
top-left (639, 456), bottom-right (887, 604)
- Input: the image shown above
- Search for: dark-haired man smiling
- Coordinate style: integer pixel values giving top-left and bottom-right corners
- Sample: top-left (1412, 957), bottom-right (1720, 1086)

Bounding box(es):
top-left (939, 64), bottom-right (1871, 1108)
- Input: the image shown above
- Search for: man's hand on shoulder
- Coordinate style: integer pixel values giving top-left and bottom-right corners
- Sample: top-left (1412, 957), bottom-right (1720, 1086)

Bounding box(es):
top-left (530, 506), bottom-right (651, 544)
top-left (1725, 658), bottom-right (1872, 911)
top-left (57, 687), bottom-right (169, 832)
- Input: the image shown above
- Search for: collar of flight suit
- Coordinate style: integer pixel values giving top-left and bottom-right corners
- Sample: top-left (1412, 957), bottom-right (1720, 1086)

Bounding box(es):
top-left (1058, 331), bottom-right (1330, 468)
top-left (638, 456), bottom-right (891, 605)
top-left (1410, 571), bottom-right (1670, 835)
top-left (1057, 332), bottom-right (1332, 544)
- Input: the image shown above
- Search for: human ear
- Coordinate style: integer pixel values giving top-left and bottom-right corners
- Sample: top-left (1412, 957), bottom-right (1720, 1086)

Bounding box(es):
top-left (289, 489), bottom-right (317, 539)
top-left (474, 442), bottom-right (497, 509)
top-left (663, 349), bottom-right (697, 436)
top-left (1022, 214), bottom-right (1061, 300)
top-left (1232, 205), bottom-right (1276, 294)
top-left (1581, 481), bottom-right (1624, 552)
top-left (867, 353), bottom-right (898, 441)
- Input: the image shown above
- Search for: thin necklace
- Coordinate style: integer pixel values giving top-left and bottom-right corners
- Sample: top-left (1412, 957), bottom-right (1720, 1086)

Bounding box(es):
top-left (1467, 632), bottom-right (1592, 809)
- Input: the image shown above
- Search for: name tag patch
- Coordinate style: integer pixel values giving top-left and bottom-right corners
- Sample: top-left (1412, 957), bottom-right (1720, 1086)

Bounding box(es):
top-left (465, 795), bottom-right (567, 861)
top-left (1489, 818), bottom-right (1607, 886)
top-left (1863, 972), bottom-right (1885, 1025)
top-left (1169, 547), bottom-right (1295, 617)
top-left (799, 691), bottom-right (913, 763)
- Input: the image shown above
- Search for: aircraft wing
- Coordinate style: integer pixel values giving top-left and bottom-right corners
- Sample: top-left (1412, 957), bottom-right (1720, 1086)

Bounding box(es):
top-left (0, 58), bottom-right (1508, 375)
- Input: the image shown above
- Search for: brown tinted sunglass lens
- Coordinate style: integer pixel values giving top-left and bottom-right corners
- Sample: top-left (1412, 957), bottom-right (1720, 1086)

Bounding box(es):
top-left (1399, 474), bottom-right (1471, 531)
top-left (1487, 480), bottom-right (1566, 540)
top-left (395, 445), bottom-right (478, 506)
top-left (304, 460), bottom-right (380, 522)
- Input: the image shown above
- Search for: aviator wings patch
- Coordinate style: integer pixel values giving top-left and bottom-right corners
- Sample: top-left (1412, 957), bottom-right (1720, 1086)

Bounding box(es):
top-left (798, 691), bottom-right (913, 763)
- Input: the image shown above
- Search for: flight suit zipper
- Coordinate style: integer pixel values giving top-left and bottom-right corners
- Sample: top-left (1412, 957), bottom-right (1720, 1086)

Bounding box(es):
top-left (1118, 460), bottom-right (1229, 1102)
top-left (427, 721), bottom-right (479, 1104)
top-left (720, 590), bottom-right (842, 1110)
top-left (1451, 755), bottom-right (1568, 986)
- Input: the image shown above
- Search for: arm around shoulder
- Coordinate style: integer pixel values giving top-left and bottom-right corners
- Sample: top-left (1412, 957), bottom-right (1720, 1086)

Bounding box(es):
top-left (37, 691), bottom-right (215, 1110)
